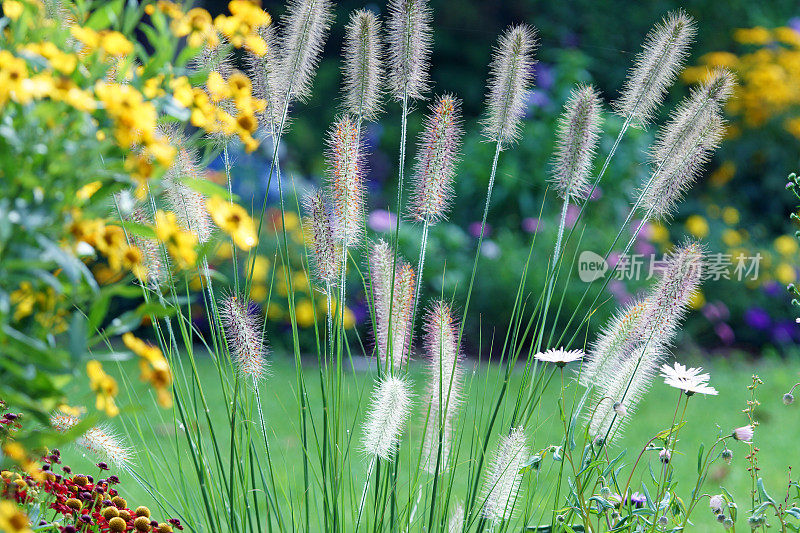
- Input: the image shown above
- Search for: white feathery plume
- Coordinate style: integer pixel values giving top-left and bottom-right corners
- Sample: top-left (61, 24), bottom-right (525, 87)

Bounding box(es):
top-left (448, 502), bottom-right (465, 533)
top-left (220, 295), bottom-right (268, 382)
top-left (626, 240), bottom-right (704, 351)
top-left (130, 207), bottom-right (168, 288)
top-left (613, 10), bottom-right (696, 128)
top-left (326, 115), bottom-right (366, 246)
top-left (161, 129), bottom-right (215, 243)
top-left (50, 411), bottom-right (132, 468)
top-left (279, 0), bottom-right (333, 104)
top-left (588, 347), bottom-right (663, 443)
top-left (386, 0), bottom-right (432, 101)
top-left (342, 9), bottom-right (383, 120)
top-left (362, 375), bottom-right (413, 460)
top-left (640, 70), bottom-right (735, 219)
top-left (420, 301), bottom-right (463, 474)
top-left (481, 426), bottom-right (528, 524)
top-left (579, 298), bottom-right (646, 387)
top-left (246, 22), bottom-right (287, 135)
top-left (409, 94), bottom-right (464, 224)
top-left (551, 84), bottom-right (603, 201)
top-left (195, 40), bottom-right (235, 79)
top-left (304, 189), bottom-right (341, 284)
top-left (369, 239), bottom-right (416, 371)
top-left (482, 24), bottom-right (538, 147)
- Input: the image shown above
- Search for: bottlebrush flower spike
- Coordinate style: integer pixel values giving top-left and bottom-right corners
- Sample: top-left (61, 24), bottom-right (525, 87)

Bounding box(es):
top-left (304, 189), bottom-right (341, 284)
top-left (482, 426), bottom-right (528, 523)
top-left (50, 411), bottom-right (132, 468)
top-left (386, 0), bottom-right (432, 101)
top-left (326, 115), bottom-right (366, 246)
top-left (129, 208), bottom-right (168, 288)
top-left (161, 129), bottom-right (215, 243)
top-left (362, 375), bottom-right (413, 461)
top-left (482, 24), bottom-right (538, 147)
top-left (420, 301), bottom-right (463, 474)
top-left (221, 294), bottom-right (268, 382)
top-left (640, 70), bottom-right (735, 219)
top-left (588, 346), bottom-right (663, 442)
top-left (280, 0), bottom-right (333, 104)
top-left (409, 94), bottom-right (464, 224)
top-left (246, 22), bottom-right (287, 134)
top-left (551, 84), bottom-right (603, 201)
top-left (342, 9), bottom-right (383, 120)
top-left (579, 298), bottom-right (646, 387)
top-left (628, 240), bottom-right (704, 350)
top-left (369, 239), bottom-right (415, 371)
top-left (614, 10), bottom-right (696, 128)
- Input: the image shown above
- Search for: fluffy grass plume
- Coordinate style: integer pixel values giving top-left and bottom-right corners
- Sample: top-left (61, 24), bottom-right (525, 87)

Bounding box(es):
top-left (551, 84), bottom-right (603, 201)
top-left (50, 412), bottom-right (132, 468)
top-left (304, 188), bottom-right (341, 284)
top-left (246, 22), bottom-right (287, 134)
top-left (420, 300), bottom-right (463, 474)
top-left (481, 426), bottom-right (528, 523)
top-left (362, 375), bottom-right (413, 460)
top-left (580, 299), bottom-right (646, 387)
top-left (129, 207), bottom-right (168, 288)
top-left (588, 347), bottom-right (663, 442)
top-left (386, 0), bottom-right (432, 101)
top-left (220, 295), bottom-right (268, 382)
top-left (342, 9), bottom-right (383, 120)
top-left (279, 0), bottom-right (334, 104)
top-left (325, 115), bottom-right (366, 246)
top-left (613, 10), bottom-right (696, 128)
top-left (640, 69), bottom-right (735, 219)
top-left (369, 239), bottom-right (415, 371)
top-left (409, 94), bottom-right (464, 224)
top-left (482, 24), bottom-right (538, 147)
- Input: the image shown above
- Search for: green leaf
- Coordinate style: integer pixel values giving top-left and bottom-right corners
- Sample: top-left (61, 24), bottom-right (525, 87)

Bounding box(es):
top-left (697, 443), bottom-right (704, 475)
top-left (182, 176), bottom-right (239, 201)
top-left (118, 220), bottom-right (157, 240)
top-left (85, 0), bottom-right (124, 30)
top-left (757, 478), bottom-right (776, 505)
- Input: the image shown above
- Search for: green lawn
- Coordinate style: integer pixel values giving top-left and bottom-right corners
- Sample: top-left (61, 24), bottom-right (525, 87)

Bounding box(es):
top-left (58, 351), bottom-right (800, 531)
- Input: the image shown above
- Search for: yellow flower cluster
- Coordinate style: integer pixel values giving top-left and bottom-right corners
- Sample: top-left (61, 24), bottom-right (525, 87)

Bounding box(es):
top-left (684, 26), bottom-right (800, 134)
top-left (155, 210), bottom-right (198, 268)
top-left (0, 498), bottom-right (32, 533)
top-left (122, 333), bottom-right (173, 408)
top-left (166, 0), bottom-right (271, 56)
top-left (68, 214), bottom-right (147, 281)
top-left (86, 360), bottom-right (119, 417)
top-left (206, 195), bottom-right (258, 250)
top-left (9, 282), bottom-right (68, 332)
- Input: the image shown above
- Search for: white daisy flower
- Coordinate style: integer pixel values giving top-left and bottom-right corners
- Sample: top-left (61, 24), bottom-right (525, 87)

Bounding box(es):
top-left (659, 362), bottom-right (718, 396)
top-left (533, 347), bottom-right (585, 367)
top-left (732, 425), bottom-right (754, 443)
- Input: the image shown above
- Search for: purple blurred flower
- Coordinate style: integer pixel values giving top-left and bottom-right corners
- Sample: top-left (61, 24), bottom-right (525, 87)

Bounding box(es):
top-left (608, 279), bottom-right (631, 305)
top-left (608, 252), bottom-right (621, 268)
top-left (522, 217), bottom-right (541, 234)
top-left (790, 17), bottom-right (800, 33)
top-left (762, 280), bottom-right (783, 298)
top-left (368, 209), bottom-right (397, 233)
top-left (527, 90), bottom-right (550, 109)
top-left (744, 308), bottom-right (771, 330)
top-left (534, 63), bottom-right (555, 90)
top-left (772, 320), bottom-right (799, 344)
top-left (589, 186), bottom-right (602, 201)
top-left (469, 221), bottom-right (491, 238)
top-left (635, 241), bottom-right (655, 256)
top-left (565, 204), bottom-right (580, 228)
top-left (715, 322), bottom-right (735, 345)
top-left (703, 301), bottom-right (730, 322)
top-left (629, 492), bottom-right (646, 508)
top-left (632, 220), bottom-right (650, 240)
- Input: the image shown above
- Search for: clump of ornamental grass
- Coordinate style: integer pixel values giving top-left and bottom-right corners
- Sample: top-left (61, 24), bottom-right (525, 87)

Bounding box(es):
top-left (245, 21), bottom-right (286, 135)
top-left (420, 300), bottom-right (463, 474)
top-left (481, 426), bottom-right (528, 524)
top-left (220, 294), bottom-right (268, 383)
top-left (50, 412), bottom-right (132, 468)
top-left (369, 239), bottom-right (416, 372)
top-left (386, 0), bottom-right (432, 102)
top-left (342, 9), bottom-right (383, 121)
top-left (613, 10), bottom-right (696, 128)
